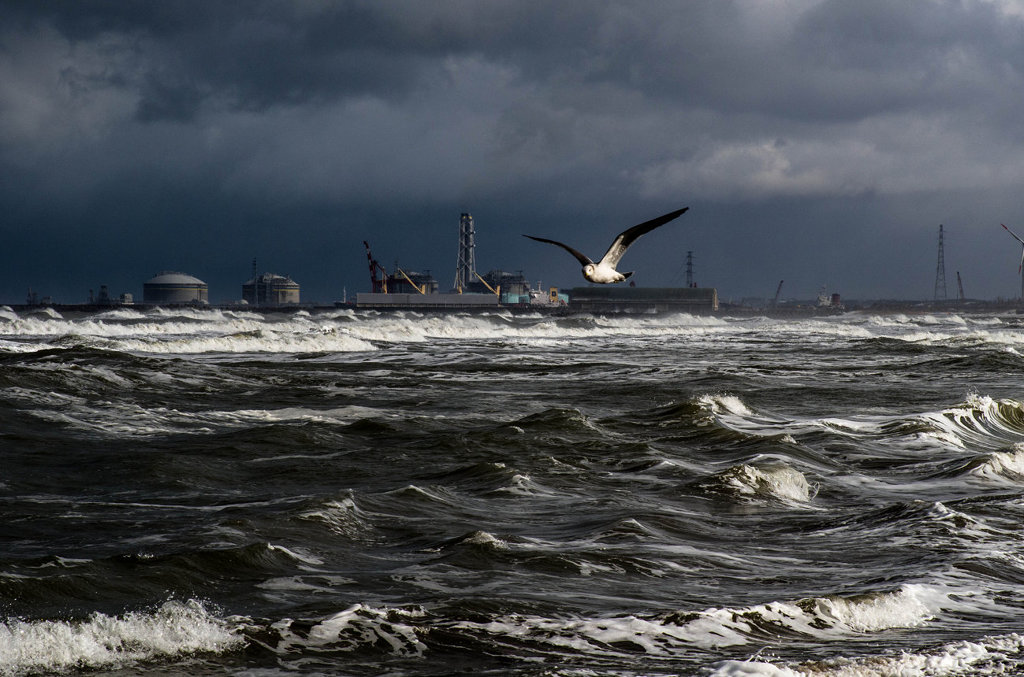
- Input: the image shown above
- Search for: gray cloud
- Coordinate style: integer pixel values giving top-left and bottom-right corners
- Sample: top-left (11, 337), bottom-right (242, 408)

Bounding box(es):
top-left (3, 0), bottom-right (1024, 303)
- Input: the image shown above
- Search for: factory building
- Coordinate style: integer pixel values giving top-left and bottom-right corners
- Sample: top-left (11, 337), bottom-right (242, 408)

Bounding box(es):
top-left (465, 269), bottom-right (531, 302)
top-left (243, 272), bottom-right (300, 306)
top-left (387, 270), bottom-right (439, 295)
top-left (143, 271), bottom-right (209, 305)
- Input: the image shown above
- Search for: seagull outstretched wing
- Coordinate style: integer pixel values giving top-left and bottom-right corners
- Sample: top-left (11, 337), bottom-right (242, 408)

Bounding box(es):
top-left (522, 235), bottom-right (594, 266)
top-left (598, 207), bottom-right (689, 269)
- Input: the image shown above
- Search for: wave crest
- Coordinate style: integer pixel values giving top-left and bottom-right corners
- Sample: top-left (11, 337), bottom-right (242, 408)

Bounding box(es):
top-left (269, 604), bottom-right (426, 657)
top-left (704, 463), bottom-right (814, 504)
top-left (0, 600), bottom-right (241, 674)
top-left (713, 631), bottom-right (1024, 677)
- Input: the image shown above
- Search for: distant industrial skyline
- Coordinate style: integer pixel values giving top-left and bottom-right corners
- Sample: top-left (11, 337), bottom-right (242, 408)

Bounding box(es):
top-left (5, 2), bottom-right (1024, 304)
top-left (5, 214), bottom-right (1024, 307)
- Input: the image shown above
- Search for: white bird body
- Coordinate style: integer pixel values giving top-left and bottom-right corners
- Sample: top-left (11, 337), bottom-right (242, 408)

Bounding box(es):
top-left (525, 207), bottom-right (689, 284)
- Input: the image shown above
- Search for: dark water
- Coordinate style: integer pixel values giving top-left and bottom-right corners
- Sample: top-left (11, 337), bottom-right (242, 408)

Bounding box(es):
top-left (3, 306), bottom-right (1024, 675)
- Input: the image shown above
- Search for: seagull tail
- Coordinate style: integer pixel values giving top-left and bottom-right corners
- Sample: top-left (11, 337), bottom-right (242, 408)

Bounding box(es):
top-left (621, 271), bottom-right (634, 280)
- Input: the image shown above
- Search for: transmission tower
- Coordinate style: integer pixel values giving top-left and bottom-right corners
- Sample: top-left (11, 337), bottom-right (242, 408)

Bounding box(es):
top-left (934, 224), bottom-right (947, 301)
top-left (453, 213), bottom-right (477, 292)
top-left (685, 251), bottom-right (694, 287)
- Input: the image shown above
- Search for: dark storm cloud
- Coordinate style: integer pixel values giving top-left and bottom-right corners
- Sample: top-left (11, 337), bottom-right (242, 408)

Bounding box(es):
top-left (4, 0), bottom-right (1024, 303)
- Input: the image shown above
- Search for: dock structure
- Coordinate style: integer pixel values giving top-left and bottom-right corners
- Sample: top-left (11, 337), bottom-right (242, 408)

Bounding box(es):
top-left (568, 286), bottom-right (718, 314)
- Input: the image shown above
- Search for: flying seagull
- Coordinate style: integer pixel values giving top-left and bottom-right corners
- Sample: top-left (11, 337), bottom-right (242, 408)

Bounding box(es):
top-left (524, 207), bottom-right (689, 284)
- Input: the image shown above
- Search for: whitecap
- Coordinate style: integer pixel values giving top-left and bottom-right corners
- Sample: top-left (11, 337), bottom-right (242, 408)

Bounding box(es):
top-left (712, 632), bottom-right (1024, 677)
top-left (709, 463), bottom-right (814, 504)
top-left (271, 604), bottom-right (426, 656)
top-left (966, 446), bottom-right (1024, 482)
top-left (0, 599), bottom-right (241, 674)
top-left (455, 586), bottom-right (944, 656)
top-left (300, 496), bottom-right (373, 539)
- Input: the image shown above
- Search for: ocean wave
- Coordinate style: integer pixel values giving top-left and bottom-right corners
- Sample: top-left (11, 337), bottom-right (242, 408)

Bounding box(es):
top-left (0, 308), bottom-right (737, 355)
top-left (21, 401), bottom-right (387, 439)
top-left (298, 495), bottom-right (375, 540)
top-left (693, 392), bottom-right (1024, 457)
top-left (712, 632), bottom-right (1024, 677)
top-left (452, 585), bottom-right (944, 655)
top-left (967, 447), bottom-right (1024, 481)
top-left (8, 305), bottom-right (1024, 357)
top-left (702, 462), bottom-right (815, 504)
top-left (0, 599), bottom-right (241, 675)
top-left (918, 395), bottom-right (1024, 451)
top-left (266, 604), bottom-right (427, 658)
top-left (932, 445), bottom-right (1024, 484)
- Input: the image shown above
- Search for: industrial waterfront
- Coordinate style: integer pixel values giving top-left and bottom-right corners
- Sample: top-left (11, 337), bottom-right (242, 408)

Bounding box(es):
top-left (15, 212), bottom-right (1014, 318)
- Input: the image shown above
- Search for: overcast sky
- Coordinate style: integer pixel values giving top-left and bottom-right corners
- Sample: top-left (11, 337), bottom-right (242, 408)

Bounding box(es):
top-left (5, 0), bottom-right (1024, 305)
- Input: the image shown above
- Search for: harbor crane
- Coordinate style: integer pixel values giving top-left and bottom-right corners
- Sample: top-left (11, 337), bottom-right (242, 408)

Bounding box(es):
top-left (363, 241), bottom-right (388, 294)
top-left (771, 280), bottom-right (784, 307)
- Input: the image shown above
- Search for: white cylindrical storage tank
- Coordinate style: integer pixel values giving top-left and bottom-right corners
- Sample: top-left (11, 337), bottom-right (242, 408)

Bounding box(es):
top-left (242, 273), bottom-right (300, 306)
top-left (143, 271), bottom-right (209, 305)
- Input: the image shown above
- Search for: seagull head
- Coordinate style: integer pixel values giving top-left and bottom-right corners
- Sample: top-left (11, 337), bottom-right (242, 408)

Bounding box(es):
top-left (583, 263), bottom-right (597, 281)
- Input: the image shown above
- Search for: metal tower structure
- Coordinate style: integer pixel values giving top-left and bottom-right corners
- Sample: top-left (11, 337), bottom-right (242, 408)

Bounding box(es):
top-left (934, 224), bottom-right (947, 301)
top-left (454, 213), bottom-right (477, 292)
top-left (685, 251), bottom-right (694, 287)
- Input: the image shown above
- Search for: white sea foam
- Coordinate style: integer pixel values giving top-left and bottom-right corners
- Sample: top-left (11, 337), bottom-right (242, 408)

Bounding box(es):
top-left (712, 463), bottom-right (814, 504)
top-left (272, 604), bottom-right (426, 657)
top-left (712, 632), bottom-right (1024, 677)
top-left (966, 445), bottom-right (1024, 482)
top-left (0, 308), bottom-right (743, 356)
top-left (23, 402), bottom-right (387, 439)
top-left (0, 599), bottom-right (241, 675)
top-left (9, 305), bottom-right (1019, 357)
top-left (457, 530), bottom-right (508, 548)
top-left (699, 393), bottom-right (756, 418)
top-left (916, 394), bottom-right (1024, 452)
top-left (457, 585), bottom-right (944, 654)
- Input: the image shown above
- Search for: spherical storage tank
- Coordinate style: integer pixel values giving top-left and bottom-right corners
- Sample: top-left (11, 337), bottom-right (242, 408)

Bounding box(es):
top-left (143, 271), bottom-right (209, 305)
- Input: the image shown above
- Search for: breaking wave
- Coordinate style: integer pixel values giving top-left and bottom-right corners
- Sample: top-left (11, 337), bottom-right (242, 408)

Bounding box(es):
top-left (0, 600), bottom-right (241, 675)
top-left (703, 462), bottom-right (815, 504)
top-left (713, 632), bottom-right (1024, 677)
top-left (450, 585), bottom-right (944, 655)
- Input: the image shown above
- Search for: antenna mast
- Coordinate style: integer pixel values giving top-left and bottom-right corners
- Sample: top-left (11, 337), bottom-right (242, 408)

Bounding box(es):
top-left (685, 251), bottom-right (694, 287)
top-left (454, 213), bottom-right (477, 293)
top-left (934, 224), bottom-right (947, 301)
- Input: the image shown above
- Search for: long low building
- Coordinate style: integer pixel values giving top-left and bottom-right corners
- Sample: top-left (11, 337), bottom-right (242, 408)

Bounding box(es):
top-left (568, 286), bottom-right (718, 314)
top-left (356, 293), bottom-right (500, 309)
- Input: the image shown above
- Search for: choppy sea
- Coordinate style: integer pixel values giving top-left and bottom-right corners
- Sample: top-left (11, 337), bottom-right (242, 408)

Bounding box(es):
top-left (3, 305), bottom-right (1024, 676)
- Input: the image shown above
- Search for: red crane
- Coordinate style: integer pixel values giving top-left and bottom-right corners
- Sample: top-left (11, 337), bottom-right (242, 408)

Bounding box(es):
top-left (363, 241), bottom-right (388, 293)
